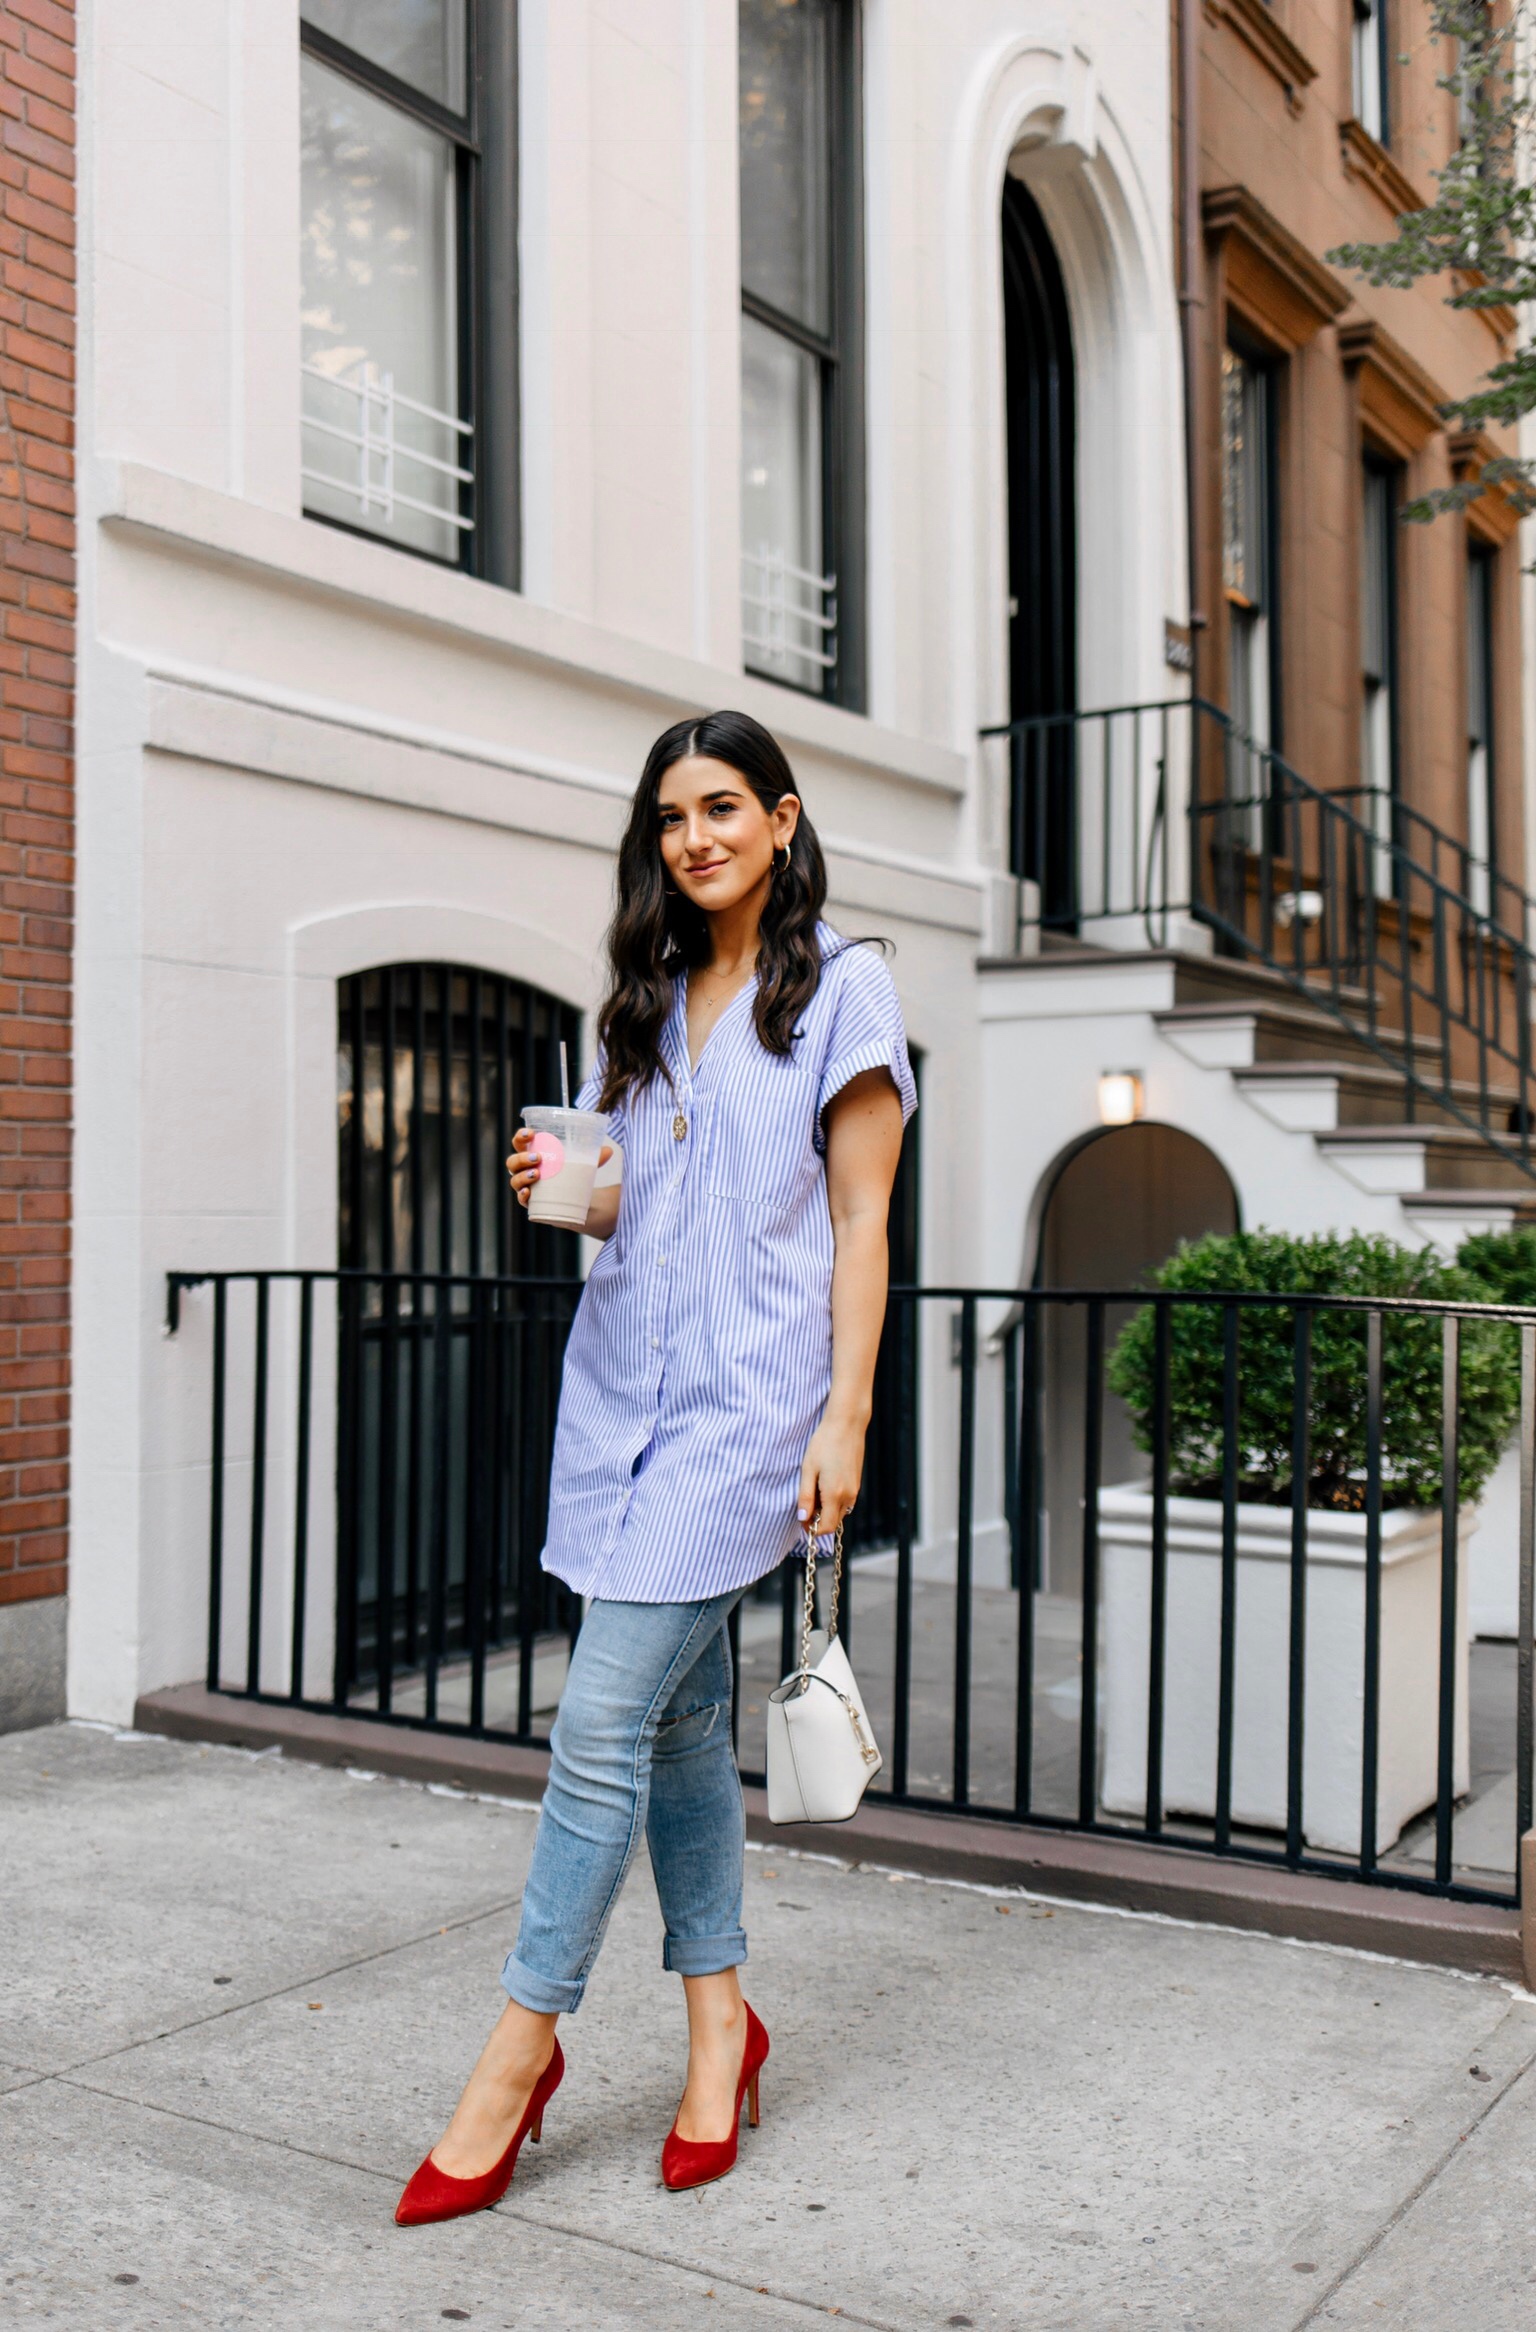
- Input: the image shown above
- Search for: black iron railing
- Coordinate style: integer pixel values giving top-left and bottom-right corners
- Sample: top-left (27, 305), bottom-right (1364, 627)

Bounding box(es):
top-left (984, 697), bottom-right (1536, 1177)
top-left (167, 1269), bottom-right (1536, 1908)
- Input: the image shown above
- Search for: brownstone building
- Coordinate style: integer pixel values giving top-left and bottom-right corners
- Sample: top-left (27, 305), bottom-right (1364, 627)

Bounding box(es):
top-left (0, 0), bottom-right (72, 1729)
top-left (1187, 0), bottom-right (1523, 865)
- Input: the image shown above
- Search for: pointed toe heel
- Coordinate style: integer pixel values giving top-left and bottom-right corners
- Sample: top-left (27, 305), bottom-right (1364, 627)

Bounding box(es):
top-left (395, 2039), bottom-right (564, 2227)
top-left (662, 2005), bottom-right (770, 2192)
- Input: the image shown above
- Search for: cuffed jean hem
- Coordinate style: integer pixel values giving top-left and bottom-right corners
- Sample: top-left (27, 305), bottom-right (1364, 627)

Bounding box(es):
top-left (499, 1951), bottom-right (589, 2016)
top-left (661, 1930), bottom-right (749, 1976)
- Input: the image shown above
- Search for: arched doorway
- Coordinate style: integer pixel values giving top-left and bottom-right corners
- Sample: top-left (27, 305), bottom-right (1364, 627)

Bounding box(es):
top-left (1003, 174), bottom-right (1077, 927)
top-left (1033, 1124), bottom-right (1239, 1595)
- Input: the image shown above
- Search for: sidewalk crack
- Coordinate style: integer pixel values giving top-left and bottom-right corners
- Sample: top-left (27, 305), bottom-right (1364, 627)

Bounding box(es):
top-left (32, 1893), bottom-right (524, 2080)
top-left (1289, 2042), bottom-right (1536, 2328)
top-left (47, 2076), bottom-right (904, 2331)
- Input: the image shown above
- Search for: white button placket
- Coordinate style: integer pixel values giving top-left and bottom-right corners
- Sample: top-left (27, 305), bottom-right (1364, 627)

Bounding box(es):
top-left (650, 1050), bottom-right (693, 1375)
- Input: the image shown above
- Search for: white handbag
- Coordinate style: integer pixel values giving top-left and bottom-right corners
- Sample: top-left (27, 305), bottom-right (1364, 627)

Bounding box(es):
top-left (765, 1522), bottom-right (883, 1824)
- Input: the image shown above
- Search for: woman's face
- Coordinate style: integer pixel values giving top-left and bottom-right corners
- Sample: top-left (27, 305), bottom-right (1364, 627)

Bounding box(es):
top-left (656, 755), bottom-right (799, 917)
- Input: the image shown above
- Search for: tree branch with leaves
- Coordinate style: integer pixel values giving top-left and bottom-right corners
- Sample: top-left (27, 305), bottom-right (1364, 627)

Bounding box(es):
top-left (1328, 0), bottom-right (1536, 523)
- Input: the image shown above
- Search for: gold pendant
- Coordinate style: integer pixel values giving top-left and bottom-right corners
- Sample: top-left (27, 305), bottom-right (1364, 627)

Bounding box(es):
top-left (672, 1112), bottom-right (688, 1141)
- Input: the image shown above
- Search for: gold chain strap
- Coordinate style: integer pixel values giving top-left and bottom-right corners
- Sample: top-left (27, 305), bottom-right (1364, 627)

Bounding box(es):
top-left (798, 1517), bottom-right (844, 1682)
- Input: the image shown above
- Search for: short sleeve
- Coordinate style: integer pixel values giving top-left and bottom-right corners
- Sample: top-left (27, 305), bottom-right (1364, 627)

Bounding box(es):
top-left (814, 945), bottom-right (918, 1153)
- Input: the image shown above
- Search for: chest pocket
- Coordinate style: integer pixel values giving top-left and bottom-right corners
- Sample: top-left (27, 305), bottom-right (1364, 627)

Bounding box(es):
top-left (704, 1053), bottom-right (818, 1210)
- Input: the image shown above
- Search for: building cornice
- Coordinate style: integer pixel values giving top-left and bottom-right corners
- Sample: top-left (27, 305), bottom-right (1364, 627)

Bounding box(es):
top-left (139, 670), bottom-right (987, 937)
top-left (94, 462), bottom-right (969, 802)
top-left (1204, 0), bottom-right (1318, 117)
top-left (1337, 316), bottom-right (1447, 458)
top-left (1338, 117), bottom-right (1428, 223)
top-left (1448, 428), bottom-right (1525, 544)
top-left (1203, 184), bottom-right (1350, 353)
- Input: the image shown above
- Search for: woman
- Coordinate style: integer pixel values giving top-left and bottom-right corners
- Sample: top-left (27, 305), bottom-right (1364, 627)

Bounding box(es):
top-left (396, 709), bottom-right (915, 2225)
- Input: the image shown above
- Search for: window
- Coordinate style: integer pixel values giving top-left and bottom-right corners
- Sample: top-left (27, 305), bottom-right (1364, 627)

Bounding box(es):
top-left (1352, 0), bottom-right (1390, 145)
top-left (1221, 344), bottom-right (1277, 845)
top-left (300, 2), bottom-right (518, 580)
top-left (337, 965), bottom-right (580, 1281)
top-left (1467, 544), bottom-right (1496, 911)
top-left (1221, 346), bottom-right (1276, 745)
top-left (1360, 459), bottom-right (1400, 885)
top-left (1457, 2), bottom-right (1493, 153)
top-left (334, 965), bottom-right (583, 1700)
top-left (739, 0), bottom-right (863, 704)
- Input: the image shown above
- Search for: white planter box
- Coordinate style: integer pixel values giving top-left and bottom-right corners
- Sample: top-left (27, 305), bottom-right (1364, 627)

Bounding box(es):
top-left (1466, 1432), bottom-right (1521, 1640)
top-left (1099, 1485), bottom-right (1472, 1855)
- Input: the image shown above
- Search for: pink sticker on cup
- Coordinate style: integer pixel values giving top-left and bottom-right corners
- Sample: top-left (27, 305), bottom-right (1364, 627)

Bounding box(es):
top-left (530, 1131), bottom-right (565, 1180)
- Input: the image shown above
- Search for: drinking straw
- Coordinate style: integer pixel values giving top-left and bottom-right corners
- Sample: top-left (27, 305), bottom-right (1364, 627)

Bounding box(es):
top-left (559, 1040), bottom-right (570, 1110)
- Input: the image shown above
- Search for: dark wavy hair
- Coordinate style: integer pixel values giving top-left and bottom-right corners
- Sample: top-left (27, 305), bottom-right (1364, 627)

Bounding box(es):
top-left (595, 709), bottom-right (828, 1108)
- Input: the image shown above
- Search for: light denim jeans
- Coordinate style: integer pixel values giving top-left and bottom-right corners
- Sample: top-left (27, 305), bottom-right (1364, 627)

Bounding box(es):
top-left (501, 1589), bottom-right (748, 2014)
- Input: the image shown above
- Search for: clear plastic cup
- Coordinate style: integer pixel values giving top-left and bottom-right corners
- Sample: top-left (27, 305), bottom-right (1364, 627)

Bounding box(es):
top-left (522, 1105), bottom-right (609, 1230)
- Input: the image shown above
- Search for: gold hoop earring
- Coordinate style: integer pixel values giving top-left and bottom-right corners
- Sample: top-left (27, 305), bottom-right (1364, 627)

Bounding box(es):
top-left (774, 843), bottom-right (791, 874)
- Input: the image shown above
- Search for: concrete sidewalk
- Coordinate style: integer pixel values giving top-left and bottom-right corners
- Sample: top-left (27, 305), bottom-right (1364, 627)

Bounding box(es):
top-left (5, 1727), bottom-right (1536, 2331)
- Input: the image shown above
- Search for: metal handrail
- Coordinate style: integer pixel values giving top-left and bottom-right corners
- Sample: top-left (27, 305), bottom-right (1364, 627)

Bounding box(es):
top-left (742, 543), bottom-right (838, 678)
top-left (1189, 700), bottom-right (1536, 1176)
top-left (301, 357), bottom-right (475, 536)
top-left (986, 696), bottom-right (1536, 1181)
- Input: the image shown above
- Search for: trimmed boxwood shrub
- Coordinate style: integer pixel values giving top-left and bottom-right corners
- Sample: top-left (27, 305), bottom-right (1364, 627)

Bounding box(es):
top-left (1106, 1229), bottom-right (1518, 1510)
top-left (1457, 1227), bottom-right (1536, 1310)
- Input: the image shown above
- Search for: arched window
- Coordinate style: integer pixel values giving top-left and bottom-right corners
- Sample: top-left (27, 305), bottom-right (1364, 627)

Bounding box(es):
top-left (337, 963), bottom-right (583, 1279)
top-left (333, 965), bottom-right (584, 1717)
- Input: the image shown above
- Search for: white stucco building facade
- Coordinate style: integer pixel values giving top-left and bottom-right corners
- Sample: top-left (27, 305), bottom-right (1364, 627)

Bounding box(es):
top-left (69, 0), bottom-right (1251, 1722)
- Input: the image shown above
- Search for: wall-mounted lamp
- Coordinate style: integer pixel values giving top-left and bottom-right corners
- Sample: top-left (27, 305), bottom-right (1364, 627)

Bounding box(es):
top-left (1098, 1070), bottom-right (1144, 1127)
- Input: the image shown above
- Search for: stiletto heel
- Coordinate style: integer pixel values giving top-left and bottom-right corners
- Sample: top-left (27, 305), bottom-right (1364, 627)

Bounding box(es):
top-left (395, 2039), bottom-right (564, 2227)
top-left (662, 2005), bottom-right (769, 2191)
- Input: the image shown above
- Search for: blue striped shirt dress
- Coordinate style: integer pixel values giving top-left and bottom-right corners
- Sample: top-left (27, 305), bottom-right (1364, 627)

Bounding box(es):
top-left (541, 927), bottom-right (918, 1603)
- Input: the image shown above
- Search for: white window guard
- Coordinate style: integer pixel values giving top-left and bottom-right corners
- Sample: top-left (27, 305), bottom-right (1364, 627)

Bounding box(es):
top-left (301, 359), bottom-right (474, 535)
top-left (741, 545), bottom-right (837, 683)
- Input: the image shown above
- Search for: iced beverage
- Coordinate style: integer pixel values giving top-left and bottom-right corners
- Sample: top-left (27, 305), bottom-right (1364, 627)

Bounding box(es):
top-left (523, 1105), bottom-right (608, 1231)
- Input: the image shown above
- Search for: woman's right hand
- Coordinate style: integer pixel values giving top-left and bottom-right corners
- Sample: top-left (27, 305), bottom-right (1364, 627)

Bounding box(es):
top-left (506, 1128), bottom-right (617, 1216)
top-left (507, 1125), bottom-right (543, 1210)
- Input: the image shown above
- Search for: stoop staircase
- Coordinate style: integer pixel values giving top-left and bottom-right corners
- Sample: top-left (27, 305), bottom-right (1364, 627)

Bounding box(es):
top-left (986, 697), bottom-right (1536, 1238)
top-left (1150, 950), bottom-right (1536, 1239)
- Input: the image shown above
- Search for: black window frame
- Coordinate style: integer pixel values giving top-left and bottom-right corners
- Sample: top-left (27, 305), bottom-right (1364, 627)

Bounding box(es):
top-left (1361, 450), bottom-right (1403, 863)
top-left (1467, 538), bottom-right (1497, 875)
top-left (1352, 0), bottom-right (1392, 148)
top-left (1220, 332), bottom-right (1283, 754)
top-left (299, 3), bottom-right (519, 588)
top-left (739, 0), bottom-right (866, 712)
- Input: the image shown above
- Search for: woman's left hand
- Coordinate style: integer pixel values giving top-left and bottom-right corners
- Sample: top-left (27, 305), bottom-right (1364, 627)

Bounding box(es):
top-left (797, 1415), bottom-right (866, 1536)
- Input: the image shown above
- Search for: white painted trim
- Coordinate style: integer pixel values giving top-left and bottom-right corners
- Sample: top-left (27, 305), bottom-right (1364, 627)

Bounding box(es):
top-left (948, 28), bottom-right (1184, 875)
top-left (978, 957), bottom-right (1180, 1020)
top-left (140, 671), bottom-right (987, 932)
top-left (100, 460), bottom-right (968, 797)
top-left (1234, 1072), bottom-right (1344, 1132)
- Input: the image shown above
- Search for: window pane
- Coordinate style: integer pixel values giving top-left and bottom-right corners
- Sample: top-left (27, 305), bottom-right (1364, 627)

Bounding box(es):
top-left (302, 0), bottom-right (467, 114)
top-left (1361, 465), bottom-right (1393, 686)
top-left (1352, 0), bottom-right (1385, 141)
top-left (1221, 348), bottom-right (1268, 612)
top-left (1467, 550), bottom-right (1495, 897)
top-left (1467, 549), bottom-right (1492, 747)
top-left (741, 315), bottom-right (832, 687)
top-left (740, 0), bottom-right (833, 335)
top-left (301, 55), bottom-right (466, 563)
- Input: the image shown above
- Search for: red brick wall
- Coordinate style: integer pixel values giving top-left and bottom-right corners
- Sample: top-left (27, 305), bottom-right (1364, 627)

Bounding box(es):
top-left (0, 0), bottom-right (72, 1612)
